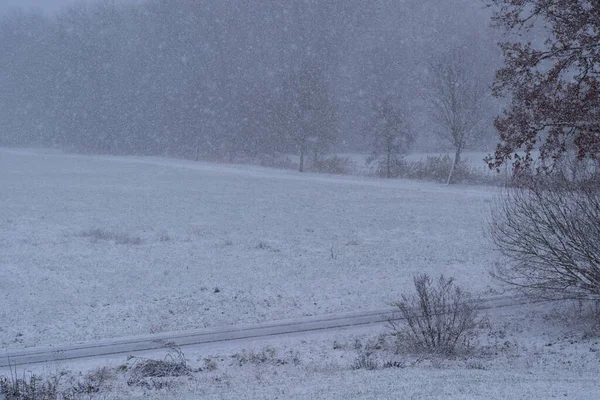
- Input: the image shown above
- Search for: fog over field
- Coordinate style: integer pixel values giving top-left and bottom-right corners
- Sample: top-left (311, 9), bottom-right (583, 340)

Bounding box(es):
top-left (0, 0), bottom-right (502, 167)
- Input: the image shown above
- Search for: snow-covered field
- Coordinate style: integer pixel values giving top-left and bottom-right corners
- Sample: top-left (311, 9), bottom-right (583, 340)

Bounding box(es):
top-left (0, 148), bottom-right (499, 350)
top-left (181, 301), bottom-right (600, 399)
top-left (2, 148), bottom-right (600, 399)
top-left (5, 302), bottom-right (600, 399)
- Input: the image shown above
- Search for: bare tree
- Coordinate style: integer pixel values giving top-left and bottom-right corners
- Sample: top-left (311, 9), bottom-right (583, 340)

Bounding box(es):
top-left (279, 61), bottom-right (335, 172)
top-left (424, 49), bottom-right (487, 184)
top-left (491, 179), bottom-right (600, 299)
top-left (365, 96), bottom-right (414, 178)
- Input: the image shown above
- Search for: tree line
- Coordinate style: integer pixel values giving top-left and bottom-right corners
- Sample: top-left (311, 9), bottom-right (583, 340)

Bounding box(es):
top-left (0, 0), bottom-right (499, 172)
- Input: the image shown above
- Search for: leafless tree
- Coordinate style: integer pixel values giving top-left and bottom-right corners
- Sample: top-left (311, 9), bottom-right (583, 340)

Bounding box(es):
top-left (424, 49), bottom-right (487, 184)
top-left (279, 61), bottom-right (335, 172)
top-left (365, 96), bottom-right (414, 178)
top-left (490, 179), bottom-right (600, 299)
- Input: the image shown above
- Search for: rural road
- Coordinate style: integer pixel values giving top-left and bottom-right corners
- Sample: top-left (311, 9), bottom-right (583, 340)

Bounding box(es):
top-left (0, 294), bottom-right (534, 368)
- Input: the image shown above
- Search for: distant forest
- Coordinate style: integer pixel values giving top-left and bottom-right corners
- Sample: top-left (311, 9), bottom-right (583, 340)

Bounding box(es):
top-left (0, 0), bottom-right (500, 164)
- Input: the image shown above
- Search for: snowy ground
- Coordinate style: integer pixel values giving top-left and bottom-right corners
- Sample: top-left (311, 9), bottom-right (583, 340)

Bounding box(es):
top-left (182, 301), bottom-right (600, 399)
top-left (4, 301), bottom-right (599, 399)
top-left (2, 148), bottom-right (599, 398)
top-left (1, 148), bottom-right (499, 350)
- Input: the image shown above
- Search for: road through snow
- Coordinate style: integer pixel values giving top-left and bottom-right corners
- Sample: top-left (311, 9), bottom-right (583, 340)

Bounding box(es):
top-left (1, 295), bottom-right (530, 368)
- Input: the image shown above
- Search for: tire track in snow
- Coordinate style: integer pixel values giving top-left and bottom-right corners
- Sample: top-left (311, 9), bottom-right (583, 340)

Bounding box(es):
top-left (0, 294), bottom-right (552, 368)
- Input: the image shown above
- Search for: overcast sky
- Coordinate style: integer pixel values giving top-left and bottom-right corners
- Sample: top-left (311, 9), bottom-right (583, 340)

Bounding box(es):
top-left (1, 0), bottom-right (79, 14)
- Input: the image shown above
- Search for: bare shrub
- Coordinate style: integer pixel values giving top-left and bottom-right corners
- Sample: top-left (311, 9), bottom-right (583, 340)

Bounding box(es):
top-left (401, 155), bottom-right (494, 184)
top-left (465, 361), bottom-right (487, 370)
top-left (346, 238), bottom-right (361, 246)
top-left (404, 155), bottom-right (451, 182)
top-left (371, 157), bottom-right (407, 179)
top-left (0, 362), bottom-right (117, 400)
top-left (391, 274), bottom-right (479, 355)
top-left (0, 369), bottom-right (58, 400)
top-left (79, 228), bottom-right (143, 245)
top-left (79, 228), bottom-right (114, 241)
top-left (312, 155), bottom-right (356, 175)
top-left (382, 360), bottom-right (405, 369)
top-left (126, 343), bottom-right (193, 387)
top-left (255, 241), bottom-right (279, 252)
top-left (203, 358), bottom-right (218, 371)
top-left (231, 347), bottom-right (279, 367)
top-left (257, 154), bottom-right (297, 171)
top-left (491, 178), bottom-right (600, 299)
top-left (63, 367), bottom-right (113, 398)
top-left (158, 232), bottom-right (172, 242)
top-left (231, 346), bottom-right (299, 367)
top-left (506, 164), bottom-right (536, 188)
top-left (580, 300), bottom-right (600, 338)
top-left (546, 300), bottom-right (600, 339)
top-left (114, 233), bottom-right (143, 245)
top-left (351, 352), bottom-right (379, 371)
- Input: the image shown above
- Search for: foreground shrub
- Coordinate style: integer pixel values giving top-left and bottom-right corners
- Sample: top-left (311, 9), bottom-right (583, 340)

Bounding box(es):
top-left (0, 373), bottom-right (58, 400)
top-left (392, 274), bottom-right (478, 354)
top-left (126, 343), bottom-right (193, 388)
top-left (231, 346), bottom-right (300, 367)
top-left (351, 352), bottom-right (379, 371)
top-left (491, 177), bottom-right (600, 299)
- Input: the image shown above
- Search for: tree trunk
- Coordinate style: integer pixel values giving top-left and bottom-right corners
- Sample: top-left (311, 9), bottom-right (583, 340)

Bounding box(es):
top-left (195, 136), bottom-right (200, 162)
top-left (386, 148), bottom-right (391, 179)
top-left (299, 146), bottom-right (305, 172)
top-left (454, 147), bottom-right (461, 166)
top-left (447, 146), bottom-right (462, 185)
top-left (312, 147), bottom-right (319, 171)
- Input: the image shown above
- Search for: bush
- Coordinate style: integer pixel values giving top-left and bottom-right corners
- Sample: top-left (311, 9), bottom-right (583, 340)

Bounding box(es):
top-left (491, 177), bottom-right (600, 299)
top-left (405, 155), bottom-right (453, 182)
top-left (0, 364), bottom-right (116, 400)
top-left (401, 155), bottom-right (488, 184)
top-left (79, 228), bottom-right (143, 245)
top-left (391, 274), bottom-right (478, 354)
top-left (126, 343), bottom-right (193, 388)
top-left (312, 156), bottom-right (356, 175)
top-left (257, 154), bottom-right (298, 171)
top-left (371, 157), bottom-right (407, 179)
top-left (63, 367), bottom-right (113, 398)
top-left (368, 154), bottom-right (498, 184)
top-left (231, 346), bottom-right (299, 367)
top-left (351, 352), bottom-right (379, 371)
top-left (0, 373), bottom-right (58, 400)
